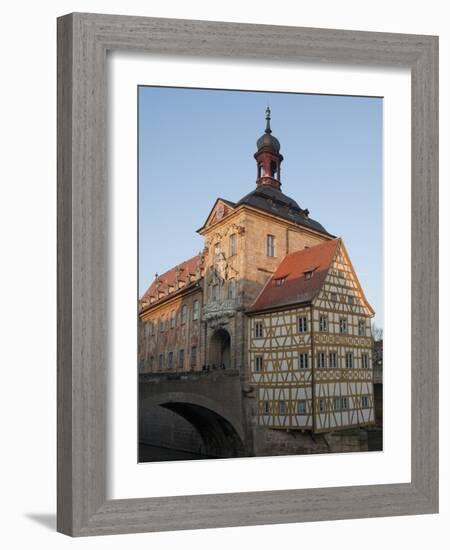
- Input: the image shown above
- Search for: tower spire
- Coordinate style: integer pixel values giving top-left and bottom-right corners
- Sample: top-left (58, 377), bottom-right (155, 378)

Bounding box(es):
top-left (265, 106), bottom-right (272, 134)
top-left (254, 107), bottom-right (283, 190)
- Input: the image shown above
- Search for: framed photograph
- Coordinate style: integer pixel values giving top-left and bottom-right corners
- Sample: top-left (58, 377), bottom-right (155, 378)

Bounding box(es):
top-left (57, 13), bottom-right (438, 536)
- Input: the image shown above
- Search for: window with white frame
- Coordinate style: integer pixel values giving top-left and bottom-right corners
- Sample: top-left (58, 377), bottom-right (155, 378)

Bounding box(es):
top-left (255, 322), bottom-right (263, 338)
top-left (170, 310), bottom-right (176, 329)
top-left (274, 277), bottom-right (286, 287)
top-left (339, 317), bottom-right (348, 334)
top-left (297, 400), bottom-right (307, 415)
top-left (229, 233), bottom-right (237, 256)
top-left (266, 234), bottom-right (275, 257)
top-left (362, 353), bottom-right (369, 369)
top-left (299, 352), bottom-right (309, 369)
top-left (279, 400), bottom-right (286, 415)
top-left (358, 319), bottom-right (366, 336)
top-left (193, 300), bottom-right (199, 320)
top-left (298, 316), bottom-right (308, 333)
top-left (318, 352), bottom-right (326, 368)
top-left (361, 395), bottom-right (369, 408)
top-left (334, 396), bottom-right (349, 411)
top-left (345, 352), bottom-right (353, 369)
top-left (331, 292), bottom-right (338, 302)
top-left (319, 315), bottom-right (328, 332)
top-left (329, 351), bottom-right (337, 369)
top-left (348, 295), bottom-right (355, 305)
top-left (255, 355), bottom-right (264, 372)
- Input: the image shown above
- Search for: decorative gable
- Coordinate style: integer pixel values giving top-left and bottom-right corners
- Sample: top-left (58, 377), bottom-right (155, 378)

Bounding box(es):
top-left (198, 198), bottom-right (236, 232)
top-left (313, 241), bottom-right (374, 316)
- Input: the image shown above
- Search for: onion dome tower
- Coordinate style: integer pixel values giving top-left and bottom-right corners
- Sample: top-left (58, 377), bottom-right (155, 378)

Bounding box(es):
top-left (254, 107), bottom-right (284, 190)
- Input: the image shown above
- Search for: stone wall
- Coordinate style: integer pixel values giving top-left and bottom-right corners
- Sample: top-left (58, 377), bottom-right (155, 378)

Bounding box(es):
top-left (253, 425), bottom-right (369, 456)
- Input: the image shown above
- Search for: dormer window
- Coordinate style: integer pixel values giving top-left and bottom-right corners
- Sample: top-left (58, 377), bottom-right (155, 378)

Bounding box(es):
top-left (274, 277), bottom-right (286, 287)
top-left (304, 270), bottom-right (314, 280)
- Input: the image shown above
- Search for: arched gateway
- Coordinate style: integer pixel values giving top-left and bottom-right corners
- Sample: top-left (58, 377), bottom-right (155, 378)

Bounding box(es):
top-left (208, 328), bottom-right (231, 369)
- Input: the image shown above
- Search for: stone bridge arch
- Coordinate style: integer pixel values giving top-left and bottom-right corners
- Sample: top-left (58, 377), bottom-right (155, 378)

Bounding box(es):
top-left (139, 373), bottom-right (247, 458)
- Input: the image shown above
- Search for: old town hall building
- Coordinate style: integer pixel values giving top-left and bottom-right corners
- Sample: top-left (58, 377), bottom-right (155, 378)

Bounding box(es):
top-left (139, 108), bottom-right (376, 456)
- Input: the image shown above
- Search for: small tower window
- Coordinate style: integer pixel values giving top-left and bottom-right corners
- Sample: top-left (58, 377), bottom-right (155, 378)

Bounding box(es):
top-left (270, 160), bottom-right (277, 178)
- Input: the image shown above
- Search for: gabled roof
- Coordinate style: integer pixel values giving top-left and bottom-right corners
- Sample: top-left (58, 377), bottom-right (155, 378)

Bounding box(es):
top-left (141, 254), bottom-right (203, 305)
top-left (247, 239), bottom-right (340, 314)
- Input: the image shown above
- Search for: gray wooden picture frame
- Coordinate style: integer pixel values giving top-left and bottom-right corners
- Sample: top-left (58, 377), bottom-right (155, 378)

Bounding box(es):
top-left (57, 12), bottom-right (438, 537)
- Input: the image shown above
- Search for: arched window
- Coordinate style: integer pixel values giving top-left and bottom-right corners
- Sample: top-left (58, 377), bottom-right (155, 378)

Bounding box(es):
top-left (270, 160), bottom-right (277, 178)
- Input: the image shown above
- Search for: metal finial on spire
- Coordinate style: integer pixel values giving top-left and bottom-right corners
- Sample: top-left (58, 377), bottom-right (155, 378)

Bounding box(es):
top-left (265, 106), bottom-right (272, 134)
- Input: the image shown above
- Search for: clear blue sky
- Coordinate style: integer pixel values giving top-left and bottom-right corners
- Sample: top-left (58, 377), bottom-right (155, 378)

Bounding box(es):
top-left (139, 87), bottom-right (383, 328)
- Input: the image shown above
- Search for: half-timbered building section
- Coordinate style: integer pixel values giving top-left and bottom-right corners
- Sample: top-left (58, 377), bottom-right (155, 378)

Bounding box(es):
top-left (249, 307), bottom-right (313, 429)
top-left (247, 238), bottom-right (375, 433)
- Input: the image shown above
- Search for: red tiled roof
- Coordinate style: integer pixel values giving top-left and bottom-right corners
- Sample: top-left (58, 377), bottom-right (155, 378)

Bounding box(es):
top-left (141, 254), bottom-right (203, 303)
top-left (247, 239), bottom-right (340, 314)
